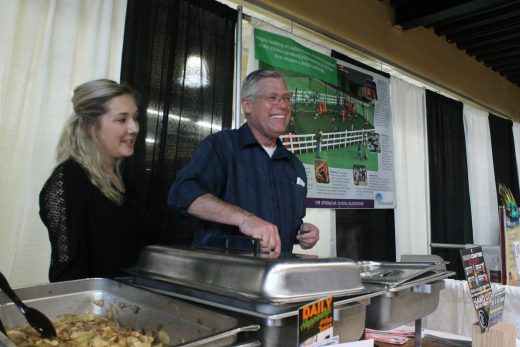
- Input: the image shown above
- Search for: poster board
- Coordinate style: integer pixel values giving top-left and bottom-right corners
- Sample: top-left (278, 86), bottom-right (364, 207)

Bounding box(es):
top-left (252, 27), bottom-right (395, 209)
top-left (500, 207), bottom-right (520, 286)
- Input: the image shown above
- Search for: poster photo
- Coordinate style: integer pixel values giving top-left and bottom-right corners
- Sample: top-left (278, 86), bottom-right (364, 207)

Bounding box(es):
top-left (252, 27), bottom-right (395, 209)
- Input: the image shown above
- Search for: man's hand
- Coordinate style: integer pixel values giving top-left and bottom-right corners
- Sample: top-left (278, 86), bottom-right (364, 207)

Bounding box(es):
top-left (239, 214), bottom-right (281, 256)
top-left (296, 222), bottom-right (319, 249)
top-left (187, 193), bottom-right (282, 256)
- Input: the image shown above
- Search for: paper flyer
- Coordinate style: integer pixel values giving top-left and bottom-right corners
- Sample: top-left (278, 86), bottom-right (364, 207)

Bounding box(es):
top-left (364, 327), bottom-right (413, 345)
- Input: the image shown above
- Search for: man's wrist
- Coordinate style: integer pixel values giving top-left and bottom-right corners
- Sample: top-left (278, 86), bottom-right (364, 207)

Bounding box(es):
top-left (239, 213), bottom-right (252, 230)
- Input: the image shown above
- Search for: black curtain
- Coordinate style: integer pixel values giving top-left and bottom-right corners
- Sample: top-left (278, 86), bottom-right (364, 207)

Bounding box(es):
top-left (336, 209), bottom-right (395, 261)
top-left (426, 90), bottom-right (472, 279)
top-left (120, 0), bottom-right (237, 244)
top-left (489, 114), bottom-right (520, 204)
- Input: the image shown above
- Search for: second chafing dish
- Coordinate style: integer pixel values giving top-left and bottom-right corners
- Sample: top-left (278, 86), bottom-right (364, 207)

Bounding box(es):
top-left (358, 260), bottom-right (455, 330)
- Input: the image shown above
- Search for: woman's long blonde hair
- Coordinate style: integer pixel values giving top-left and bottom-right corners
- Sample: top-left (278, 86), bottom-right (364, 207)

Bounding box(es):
top-left (56, 79), bottom-right (137, 205)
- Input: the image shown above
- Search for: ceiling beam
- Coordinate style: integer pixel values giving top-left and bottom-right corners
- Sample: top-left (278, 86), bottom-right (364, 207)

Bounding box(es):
top-left (392, 0), bottom-right (514, 30)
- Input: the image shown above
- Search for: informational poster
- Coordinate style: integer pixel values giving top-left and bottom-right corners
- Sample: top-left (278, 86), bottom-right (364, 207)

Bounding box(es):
top-left (297, 296), bottom-right (334, 347)
top-left (253, 28), bottom-right (395, 208)
top-left (460, 246), bottom-right (492, 331)
top-left (502, 213), bottom-right (520, 286)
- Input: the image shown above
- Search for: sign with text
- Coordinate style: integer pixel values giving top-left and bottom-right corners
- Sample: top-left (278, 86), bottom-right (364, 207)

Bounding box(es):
top-left (298, 296), bottom-right (334, 346)
top-left (255, 28), bottom-right (338, 86)
top-left (460, 246), bottom-right (492, 331)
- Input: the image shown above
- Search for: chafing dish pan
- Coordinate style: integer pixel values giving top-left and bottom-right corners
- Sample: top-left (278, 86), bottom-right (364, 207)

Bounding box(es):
top-left (129, 246), bottom-right (386, 346)
top-left (359, 261), bottom-right (455, 330)
top-left (0, 278), bottom-right (258, 347)
top-left (130, 245), bottom-right (366, 304)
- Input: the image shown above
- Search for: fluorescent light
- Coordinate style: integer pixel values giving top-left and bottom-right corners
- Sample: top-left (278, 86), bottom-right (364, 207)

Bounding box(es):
top-left (146, 108), bottom-right (220, 131)
top-left (179, 55), bottom-right (209, 88)
top-left (196, 121), bottom-right (221, 131)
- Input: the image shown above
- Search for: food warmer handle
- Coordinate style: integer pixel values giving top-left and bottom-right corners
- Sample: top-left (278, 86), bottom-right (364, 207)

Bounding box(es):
top-left (229, 338), bottom-right (262, 347)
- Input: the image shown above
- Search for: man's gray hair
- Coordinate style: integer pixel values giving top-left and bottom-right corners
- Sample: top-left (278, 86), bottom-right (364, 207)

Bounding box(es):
top-left (241, 70), bottom-right (287, 99)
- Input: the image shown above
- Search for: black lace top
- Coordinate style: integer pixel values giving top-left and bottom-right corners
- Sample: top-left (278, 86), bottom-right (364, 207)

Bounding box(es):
top-left (39, 159), bottom-right (152, 282)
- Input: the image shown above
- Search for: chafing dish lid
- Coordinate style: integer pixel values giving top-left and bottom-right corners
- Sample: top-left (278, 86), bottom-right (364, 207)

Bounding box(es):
top-left (130, 245), bottom-right (365, 304)
top-left (358, 260), bottom-right (453, 288)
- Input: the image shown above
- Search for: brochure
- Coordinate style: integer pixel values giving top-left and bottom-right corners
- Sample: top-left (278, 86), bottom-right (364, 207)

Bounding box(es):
top-left (460, 246), bottom-right (492, 331)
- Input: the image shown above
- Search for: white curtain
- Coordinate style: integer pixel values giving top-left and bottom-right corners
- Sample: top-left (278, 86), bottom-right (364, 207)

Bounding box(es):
top-left (0, 0), bottom-right (127, 287)
top-left (390, 77), bottom-right (430, 259)
top-left (463, 104), bottom-right (500, 246)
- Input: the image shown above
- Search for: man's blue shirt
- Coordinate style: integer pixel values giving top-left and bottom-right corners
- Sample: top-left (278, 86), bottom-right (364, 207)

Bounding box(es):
top-left (168, 122), bottom-right (307, 252)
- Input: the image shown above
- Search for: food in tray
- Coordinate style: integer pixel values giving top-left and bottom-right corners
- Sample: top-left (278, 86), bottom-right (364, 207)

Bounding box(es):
top-left (6, 313), bottom-right (169, 347)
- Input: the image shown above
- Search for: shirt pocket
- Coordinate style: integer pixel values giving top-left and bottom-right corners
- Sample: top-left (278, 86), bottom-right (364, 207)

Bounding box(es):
top-left (289, 182), bottom-right (306, 219)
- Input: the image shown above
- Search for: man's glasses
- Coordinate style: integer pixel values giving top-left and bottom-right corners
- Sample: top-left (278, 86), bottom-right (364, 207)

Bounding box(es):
top-left (258, 94), bottom-right (292, 105)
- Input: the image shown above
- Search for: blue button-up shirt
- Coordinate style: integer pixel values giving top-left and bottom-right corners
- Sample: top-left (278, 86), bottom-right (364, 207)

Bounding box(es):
top-left (168, 122), bottom-right (307, 252)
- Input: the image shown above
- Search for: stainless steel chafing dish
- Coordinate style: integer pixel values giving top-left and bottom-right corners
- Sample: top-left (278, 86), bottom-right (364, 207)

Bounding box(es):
top-left (359, 259), bottom-right (455, 333)
top-left (129, 245), bottom-right (383, 347)
top-left (0, 278), bottom-right (258, 347)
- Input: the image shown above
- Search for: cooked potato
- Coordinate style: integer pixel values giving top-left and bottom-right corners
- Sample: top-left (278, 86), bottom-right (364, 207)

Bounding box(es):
top-left (6, 313), bottom-right (164, 347)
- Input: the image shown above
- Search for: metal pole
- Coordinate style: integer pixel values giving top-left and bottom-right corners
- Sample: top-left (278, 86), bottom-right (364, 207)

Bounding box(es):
top-left (415, 318), bottom-right (422, 347)
top-left (234, 6), bottom-right (243, 130)
top-left (430, 243), bottom-right (467, 249)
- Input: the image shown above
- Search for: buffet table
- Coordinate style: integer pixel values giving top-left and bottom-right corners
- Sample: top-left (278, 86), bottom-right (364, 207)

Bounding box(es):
top-left (373, 327), bottom-right (520, 347)
top-left (1, 250), bottom-right (489, 347)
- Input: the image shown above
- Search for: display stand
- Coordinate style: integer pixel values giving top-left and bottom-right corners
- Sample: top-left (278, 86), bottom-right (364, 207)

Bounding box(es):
top-left (471, 322), bottom-right (516, 347)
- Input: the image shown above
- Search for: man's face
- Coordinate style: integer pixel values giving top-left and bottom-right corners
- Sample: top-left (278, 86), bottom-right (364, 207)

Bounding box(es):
top-left (242, 77), bottom-right (291, 147)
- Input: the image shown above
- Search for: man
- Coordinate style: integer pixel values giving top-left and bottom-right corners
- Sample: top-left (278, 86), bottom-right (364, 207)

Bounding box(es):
top-left (168, 70), bottom-right (319, 256)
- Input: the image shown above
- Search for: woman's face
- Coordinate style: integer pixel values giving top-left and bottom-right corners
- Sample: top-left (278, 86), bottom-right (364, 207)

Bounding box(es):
top-left (93, 94), bottom-right (139, 167)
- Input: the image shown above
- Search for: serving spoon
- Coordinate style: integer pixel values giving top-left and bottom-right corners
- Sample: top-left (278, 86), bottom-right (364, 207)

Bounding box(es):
top-left (0, 272), bottom-right (56, 339)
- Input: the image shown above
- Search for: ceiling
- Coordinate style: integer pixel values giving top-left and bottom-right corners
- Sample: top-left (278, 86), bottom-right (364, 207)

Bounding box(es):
top-left (389, 0), bottom-right (520, 88)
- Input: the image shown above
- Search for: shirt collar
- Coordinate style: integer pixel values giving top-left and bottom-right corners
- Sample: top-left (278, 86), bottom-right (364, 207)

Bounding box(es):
top-left (238, 122), bottom-right (290, 159)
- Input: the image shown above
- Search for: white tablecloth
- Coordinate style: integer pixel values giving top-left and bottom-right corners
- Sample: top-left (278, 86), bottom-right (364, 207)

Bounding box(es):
top-left (421, 279), bottom-right (520, 339)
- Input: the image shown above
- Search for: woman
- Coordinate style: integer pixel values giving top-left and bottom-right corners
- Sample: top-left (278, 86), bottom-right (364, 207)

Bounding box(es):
top-left (39, 79), bottom-right (151, 282)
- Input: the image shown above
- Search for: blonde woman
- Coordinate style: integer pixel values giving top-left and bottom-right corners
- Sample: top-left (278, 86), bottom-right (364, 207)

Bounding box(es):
top-left (40, 79), bottom-right (151, 282)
